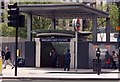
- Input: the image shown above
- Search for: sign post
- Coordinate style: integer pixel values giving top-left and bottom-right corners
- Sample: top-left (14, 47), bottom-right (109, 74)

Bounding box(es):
top-left (72, 18), bottom-right (80, 71)
top-left (75, 31), bottom-right (78, 71)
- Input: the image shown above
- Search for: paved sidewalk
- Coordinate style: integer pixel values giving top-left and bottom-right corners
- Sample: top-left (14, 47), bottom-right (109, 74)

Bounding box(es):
top-left (1, 66), bottom-right (120, 80)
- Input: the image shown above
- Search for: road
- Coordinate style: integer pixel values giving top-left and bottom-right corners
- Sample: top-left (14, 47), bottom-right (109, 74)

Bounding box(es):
top-left (1, 79), bottom-right (119, 82)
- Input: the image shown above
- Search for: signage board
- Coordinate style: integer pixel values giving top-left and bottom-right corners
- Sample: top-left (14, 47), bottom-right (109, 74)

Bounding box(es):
top-left (40, 38), bottom-right (70, 42)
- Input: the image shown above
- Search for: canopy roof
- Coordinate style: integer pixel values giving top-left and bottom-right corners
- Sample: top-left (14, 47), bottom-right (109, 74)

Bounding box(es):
top-left (19, 3), bottom-right (109, 19)
top-left (32, 30), bottom-right (91, 38)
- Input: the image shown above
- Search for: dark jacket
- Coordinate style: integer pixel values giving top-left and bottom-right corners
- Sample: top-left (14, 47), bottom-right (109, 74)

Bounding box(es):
top-left (5, 51), bottom-right (11, 60)
top-left (65, 51), bottom-right (71, 63)
top-left (1, 51), bottom-right (5, 59)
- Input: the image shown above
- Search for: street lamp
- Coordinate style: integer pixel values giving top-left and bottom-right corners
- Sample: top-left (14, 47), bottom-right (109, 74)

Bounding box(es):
top-left (96, 48), bottom-right (101, 75)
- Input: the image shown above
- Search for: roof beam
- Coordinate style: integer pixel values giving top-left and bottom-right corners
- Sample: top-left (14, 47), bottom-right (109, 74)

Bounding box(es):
top-left (19, 3), bottom-right (109, 19)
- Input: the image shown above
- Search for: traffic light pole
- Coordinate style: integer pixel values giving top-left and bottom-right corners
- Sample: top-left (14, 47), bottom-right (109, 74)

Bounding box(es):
top-left (15, 24), bottom-right (18, 76)
top-left (8, 3), bottom-right (25, 76)
top-left (96, 48), bottom-right (101, 75)
top-left (97, 56), bottom-right (100, 75)
top-left (15, 6), bottom-right (19, 76)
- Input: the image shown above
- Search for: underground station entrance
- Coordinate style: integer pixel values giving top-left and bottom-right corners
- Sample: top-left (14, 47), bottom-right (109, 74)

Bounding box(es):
top-left (19, 3), bottom-right (110, 69)
top-left (34, 30), bottom-right (90, 68)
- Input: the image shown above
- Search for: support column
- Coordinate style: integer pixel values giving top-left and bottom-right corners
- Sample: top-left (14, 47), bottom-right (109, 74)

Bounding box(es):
top-left (27, 14), bottom-right (32, 41)
top-left (106, 18), bottom-right (110, 42)
top-left (70, 38), bottom-right (75, 69)
top-left (35, 38), bottom-right (41, 67)
top-left (92, 15), bottom-right (97, 42)
top-left (51, 19), bottom-right (56, 29)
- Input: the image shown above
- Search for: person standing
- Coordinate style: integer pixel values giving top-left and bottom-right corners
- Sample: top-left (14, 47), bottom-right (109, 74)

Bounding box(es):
top-left (111, 51), bottom-right (118, 69)
top-left (50, 49), bottom-right (57, 68)
top-left (104, 51), bottom-right (111, 68)
top-left (3, 47), bottom-right (14, 69)
top-left (64, 49), bottom-right (71, 71)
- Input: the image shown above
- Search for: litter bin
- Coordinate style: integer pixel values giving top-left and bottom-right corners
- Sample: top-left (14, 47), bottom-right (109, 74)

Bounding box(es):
top-left (17, 57), bottom-right (25, 67)
top-left (93, 59), bottom-right (101, 72)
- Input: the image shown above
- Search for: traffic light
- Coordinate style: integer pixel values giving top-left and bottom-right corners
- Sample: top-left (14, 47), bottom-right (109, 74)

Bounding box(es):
top-left (1, 1), bottom-right (4, 9)
top-left (8, 3), bottom-right (19, 27)
top-left (19, 15), bottom-right (25, 27)
top-left (96, 48), bottom-right (100, 58)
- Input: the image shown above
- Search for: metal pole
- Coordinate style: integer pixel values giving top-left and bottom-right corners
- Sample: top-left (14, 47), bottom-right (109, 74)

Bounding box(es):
top-left (75, 31), bottom-right (78, 71)
top-left (15, 26), bottom-right (18, 76)
top-left (15, 7), bottom-right (19, 76)
top-left (97, 56), bottom-right (100, 75)
top-left (118, 31), bottom-right (120, 71)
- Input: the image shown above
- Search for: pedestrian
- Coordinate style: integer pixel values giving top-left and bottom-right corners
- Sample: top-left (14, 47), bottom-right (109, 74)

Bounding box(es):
top-left (104, 51), bottom-right (110, 68)
top-left (111, 51), bottom-right (118, 69)
top-left (0, 47), bottom-right (5, 64)
top-left (50, 49), bottom-right (57, 68)
top-left (3, 47), bottom-right (14, 69)
top-left (64, 49), bottom-right (71, 71)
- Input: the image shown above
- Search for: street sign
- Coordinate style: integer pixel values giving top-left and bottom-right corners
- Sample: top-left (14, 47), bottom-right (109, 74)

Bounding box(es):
top-left (40, 38), bottom-right (70, 42)
top-left (116, 26), bottom-right (120, 30)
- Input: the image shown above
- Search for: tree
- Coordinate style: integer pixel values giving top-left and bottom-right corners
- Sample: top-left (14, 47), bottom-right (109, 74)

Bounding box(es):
top-left (0, 23), bottom-right (16, 37)
top-left (97, 3), bottom-right (118, 32)
top-left (86, 3), bottom-right (119, 40)
top-left (0, 2), bottom-right (52, 38)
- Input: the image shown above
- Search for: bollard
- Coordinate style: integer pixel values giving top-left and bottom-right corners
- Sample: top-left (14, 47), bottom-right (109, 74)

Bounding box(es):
top-left (0, 57), bottom-right (2, 76)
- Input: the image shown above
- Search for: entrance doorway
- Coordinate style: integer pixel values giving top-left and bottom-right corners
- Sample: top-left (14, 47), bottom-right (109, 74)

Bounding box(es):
top-left (41, 39), bottom-right (70, 68)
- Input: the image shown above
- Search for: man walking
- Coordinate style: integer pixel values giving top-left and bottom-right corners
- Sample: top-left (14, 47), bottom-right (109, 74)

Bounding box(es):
top-left (3, 47), bottom-right (14, 69)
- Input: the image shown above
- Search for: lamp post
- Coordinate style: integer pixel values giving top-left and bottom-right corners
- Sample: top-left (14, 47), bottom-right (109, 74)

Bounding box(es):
top-left (96, 48), bottom-right (101, 75)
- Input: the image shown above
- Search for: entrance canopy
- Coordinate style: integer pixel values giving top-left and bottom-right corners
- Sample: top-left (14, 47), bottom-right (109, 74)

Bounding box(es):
top-left (19, 3), bottom-right (109, 19)
top-left (32, 30), bottom-right (91, 38)
top-left (19, 3), bottom-right (110, 42)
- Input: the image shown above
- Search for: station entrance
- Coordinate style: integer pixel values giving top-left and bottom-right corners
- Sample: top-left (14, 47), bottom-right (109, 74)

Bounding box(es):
top-left (19, 3), bottom-right (110, 70)
top-left (34, 30), bottom-right (91, 68)
top-left (41, 41), bottom-right (70, 68)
